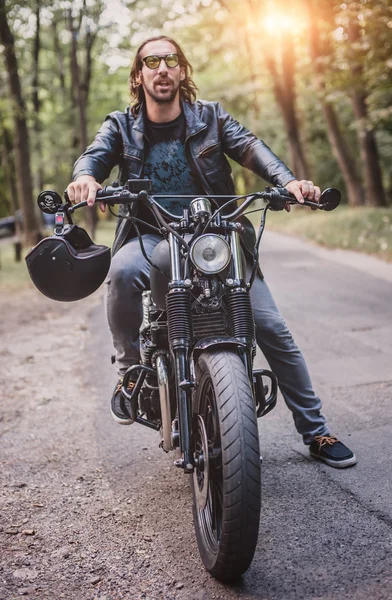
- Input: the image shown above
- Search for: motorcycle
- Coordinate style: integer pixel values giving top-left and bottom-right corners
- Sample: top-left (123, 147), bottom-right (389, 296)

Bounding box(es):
top-left (26, 182), bottom-right (340, 581)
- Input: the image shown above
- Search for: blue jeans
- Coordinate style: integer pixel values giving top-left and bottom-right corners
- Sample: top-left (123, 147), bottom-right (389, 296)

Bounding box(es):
top-left (105, 234), bottom-right (329, 444)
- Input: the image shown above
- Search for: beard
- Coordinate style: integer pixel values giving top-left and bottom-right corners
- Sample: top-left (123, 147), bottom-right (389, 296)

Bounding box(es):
top-left (144, 79), bottom-right (180, 104)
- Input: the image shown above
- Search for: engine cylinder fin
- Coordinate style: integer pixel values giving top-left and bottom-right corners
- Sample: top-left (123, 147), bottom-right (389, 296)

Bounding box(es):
top-left (192, 311), bottom-right (227, 339)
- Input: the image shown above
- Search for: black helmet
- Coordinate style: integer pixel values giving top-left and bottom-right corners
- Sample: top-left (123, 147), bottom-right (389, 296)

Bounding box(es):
top-left (25, 224), bottom-right (111, 302)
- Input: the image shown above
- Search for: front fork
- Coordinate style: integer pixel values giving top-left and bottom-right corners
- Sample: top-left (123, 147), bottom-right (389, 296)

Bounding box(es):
top-left (172, 347), bottom-right (194, 473)
top-left (169, 228), bottom-right (249, 473)
top-left (229, 228), bottom-right (254, 381)
top-left (167, 233), bottom-right (195, 474)
top-left (167, 229), bottom-right (278, 475)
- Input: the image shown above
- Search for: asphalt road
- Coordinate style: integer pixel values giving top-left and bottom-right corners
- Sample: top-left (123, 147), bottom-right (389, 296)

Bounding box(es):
top-left (87, 231), bottom-right (392, 600)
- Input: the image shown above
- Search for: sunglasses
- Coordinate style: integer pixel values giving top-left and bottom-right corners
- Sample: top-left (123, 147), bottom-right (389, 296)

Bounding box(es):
top-left (141, 53), bottom-right (179, 70)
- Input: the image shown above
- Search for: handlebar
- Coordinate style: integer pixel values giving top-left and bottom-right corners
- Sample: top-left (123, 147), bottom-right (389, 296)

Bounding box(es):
top-left (65, 186), bottom-right (140, 213)
top-left (38, 184), bottom-right (341, 219)
top-left (72, 187), bottom-right (340, 213)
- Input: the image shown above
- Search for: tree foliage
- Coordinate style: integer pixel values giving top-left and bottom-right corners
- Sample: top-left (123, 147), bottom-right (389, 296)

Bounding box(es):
top-left (0, 0), bottom-right (391, 233)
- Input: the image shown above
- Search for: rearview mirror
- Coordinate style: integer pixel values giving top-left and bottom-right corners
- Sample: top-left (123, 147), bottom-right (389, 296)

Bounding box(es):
top-left (319, 188), bottom-right (341, 211)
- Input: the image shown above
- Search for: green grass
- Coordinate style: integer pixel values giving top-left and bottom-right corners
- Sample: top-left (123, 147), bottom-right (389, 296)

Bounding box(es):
top-left (93, 219), bottom-right (116, 247)
top-left (0, 240), bottom-right (32, 292)
top-left (251, 205), bottom-right (392, 262)
top-left (0, 219), bottom-right (116, 293)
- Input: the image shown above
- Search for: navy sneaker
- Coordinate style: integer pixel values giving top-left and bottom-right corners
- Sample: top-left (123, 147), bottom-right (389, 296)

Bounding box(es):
top-left (309, 435), bottom-right (356, 468)
top-left (110, 379), bottom-right (136, 425)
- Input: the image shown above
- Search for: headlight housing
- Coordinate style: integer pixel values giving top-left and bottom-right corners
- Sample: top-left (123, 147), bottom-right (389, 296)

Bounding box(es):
top-left (190, 234), bottom-right (231, 275)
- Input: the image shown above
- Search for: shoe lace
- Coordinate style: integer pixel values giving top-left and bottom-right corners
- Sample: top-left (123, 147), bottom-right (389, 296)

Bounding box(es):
top-left (314, 435), bottom-right (338, 447)
top-left (116, 380), bottom-right (136, 394)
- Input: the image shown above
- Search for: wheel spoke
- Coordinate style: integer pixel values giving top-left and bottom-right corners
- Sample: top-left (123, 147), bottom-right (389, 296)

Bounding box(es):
top-left (194, 372), bottom-right (224, 550)
top-left (210, 480), bottom-right (223, 540)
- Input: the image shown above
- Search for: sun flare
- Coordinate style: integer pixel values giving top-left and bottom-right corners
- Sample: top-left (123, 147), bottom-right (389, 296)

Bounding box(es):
top-left (263, 12), bottom-right (295, 32)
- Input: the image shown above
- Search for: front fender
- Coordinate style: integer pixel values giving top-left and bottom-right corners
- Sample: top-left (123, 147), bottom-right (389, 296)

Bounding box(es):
top-left (191, 336), bottom-right (247, 361)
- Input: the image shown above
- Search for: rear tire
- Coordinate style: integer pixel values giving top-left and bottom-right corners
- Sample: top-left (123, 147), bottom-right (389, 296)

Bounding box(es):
top-left (191, 350), bottom-right (261, 581)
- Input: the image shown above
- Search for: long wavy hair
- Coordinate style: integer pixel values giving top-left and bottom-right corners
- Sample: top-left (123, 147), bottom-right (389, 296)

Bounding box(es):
top-left (129, 36), bottom-right (198, 116)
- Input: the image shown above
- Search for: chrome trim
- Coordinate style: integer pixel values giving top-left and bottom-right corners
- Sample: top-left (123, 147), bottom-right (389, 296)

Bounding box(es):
top-left (169, 233), bottom-right (181, 283)
top-left (189, 197), bottom-right (212, 219)
top-left (156, 354), bottom-right (173, 452)
top-left (230, 230), bottom-right (244, 280)
top-left (140, 290), bottom-right (152, 330)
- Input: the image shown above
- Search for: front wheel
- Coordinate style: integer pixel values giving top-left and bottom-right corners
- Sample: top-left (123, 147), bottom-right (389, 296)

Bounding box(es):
top-left (191, 350), bottom-right (261, 581)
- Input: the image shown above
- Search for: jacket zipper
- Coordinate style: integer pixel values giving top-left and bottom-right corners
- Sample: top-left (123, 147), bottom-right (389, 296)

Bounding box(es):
top-left (123, 153), bottom-right (142, 162)
top-left (197, 142), bottom-right (220, 158)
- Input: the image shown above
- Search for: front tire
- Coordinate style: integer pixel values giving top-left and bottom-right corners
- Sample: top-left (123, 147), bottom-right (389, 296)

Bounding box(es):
top-left (191, 350), bottom-right (261, 581)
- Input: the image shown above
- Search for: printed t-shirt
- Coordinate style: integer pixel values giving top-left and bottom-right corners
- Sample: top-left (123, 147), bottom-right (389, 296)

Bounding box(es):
top-left (142, 112), bottom-right (204, 217)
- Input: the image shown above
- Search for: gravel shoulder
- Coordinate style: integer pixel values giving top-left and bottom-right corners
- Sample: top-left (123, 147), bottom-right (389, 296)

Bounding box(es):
top-left (0, 288), bottom-right (226, 600)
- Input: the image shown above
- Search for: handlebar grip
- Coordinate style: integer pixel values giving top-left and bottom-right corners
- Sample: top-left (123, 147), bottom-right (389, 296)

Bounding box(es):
top-left (95, 186), bottom-right (140, 205)
top-left (96, 185), bottom-right (122, 199)
top-left (267, 187), bottom-right (293, 211)
top-left (275, 187), bottom-right (296, 200)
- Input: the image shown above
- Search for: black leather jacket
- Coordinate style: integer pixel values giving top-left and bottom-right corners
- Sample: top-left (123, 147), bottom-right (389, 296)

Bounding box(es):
top-left (72, 100), bottom-right (295, 257)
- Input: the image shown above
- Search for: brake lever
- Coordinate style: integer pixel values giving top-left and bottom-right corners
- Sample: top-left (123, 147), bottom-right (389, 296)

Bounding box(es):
top-left (287, 198), bottom-right (320, 210)
top-left (67, 200), bottom-right (88, 214)
top-left (289, 198), bottom-right (338, 211)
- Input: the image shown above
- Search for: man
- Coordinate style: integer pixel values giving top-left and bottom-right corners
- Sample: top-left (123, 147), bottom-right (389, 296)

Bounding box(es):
top-left (67, 35), bottom-right (356, 468)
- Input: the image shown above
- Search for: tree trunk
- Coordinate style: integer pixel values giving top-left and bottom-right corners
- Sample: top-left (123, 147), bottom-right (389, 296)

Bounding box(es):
top-left (67, 10), bottom-right (88, 152)
top-left (32, 0), bottom-right (44, 195)
top-left (264, 40), bottom-right (309, 180)
top-left (52, 17), bottom-right (66, 93)
top-left (0, 0), bottom-right (42, 246)
top-left (84, 25), bottom-right (98, 105)
top-left (350, 90), bottom-right (386, 207)
top-left (1, 122), bottom-right (18, 214)
top-left (219, 0), bottom-right (309, 179)
top-left (321, 103), bottom-right (365, 205)
top-left (306, 0), bottom-right (365, 206)
top-left (348, 16), bottom-right (386, 206)
top-left (242, 1), bottom-right (263, 121)
top-left (67, 8), bottom-right (97, 237)
top-left (265, 48), bottom-right (310, 179)
top-left (280, 37), bottom-right (309, 180)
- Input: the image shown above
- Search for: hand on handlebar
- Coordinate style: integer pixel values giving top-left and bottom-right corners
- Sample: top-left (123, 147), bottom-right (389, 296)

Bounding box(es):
top-left (285, 179), bottom-right (321, 212)
top-left (66, 175), bottom-right (106, 212)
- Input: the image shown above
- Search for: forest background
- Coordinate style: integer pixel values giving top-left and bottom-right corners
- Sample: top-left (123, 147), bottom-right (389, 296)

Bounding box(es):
top-left (1, 0), bottom-right (392, 263)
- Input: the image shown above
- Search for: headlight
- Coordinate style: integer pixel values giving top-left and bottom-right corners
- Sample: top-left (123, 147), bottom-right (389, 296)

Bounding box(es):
top-left (190, 234), bottom-right (231, 275)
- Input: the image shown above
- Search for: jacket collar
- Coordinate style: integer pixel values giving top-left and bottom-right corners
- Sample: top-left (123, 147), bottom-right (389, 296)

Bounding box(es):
top-left (133, 104), bottom-right (146, 134)
top-left (133, 100), bottom-right (206, 139)
top-left (182, 101), bottom-right (207, 138)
